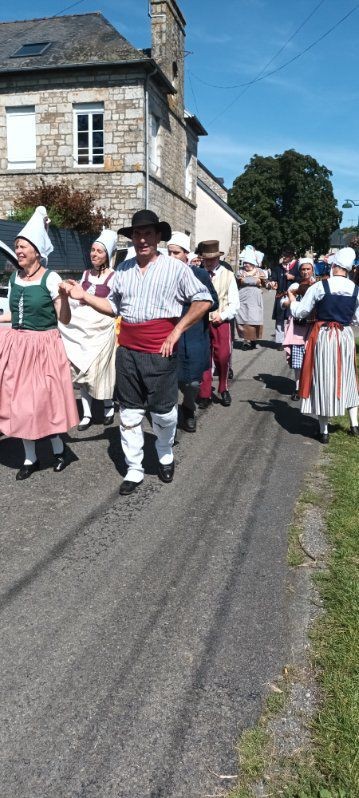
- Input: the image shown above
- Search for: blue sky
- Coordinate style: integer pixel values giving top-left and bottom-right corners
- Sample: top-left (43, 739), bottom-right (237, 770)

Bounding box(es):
top-left (4, 0), bottom-right (359, 228)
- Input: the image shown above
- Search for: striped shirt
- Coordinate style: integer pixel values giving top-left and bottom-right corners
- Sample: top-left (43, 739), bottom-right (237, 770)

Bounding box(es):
top-left (108, 253), bottom-right (212, 323)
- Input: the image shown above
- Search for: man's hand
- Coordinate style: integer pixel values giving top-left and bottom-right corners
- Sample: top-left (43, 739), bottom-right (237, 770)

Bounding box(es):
top-left (63, 279), bottom-right (86, 301)
top-left (160, 326), bottom-right (182, 357)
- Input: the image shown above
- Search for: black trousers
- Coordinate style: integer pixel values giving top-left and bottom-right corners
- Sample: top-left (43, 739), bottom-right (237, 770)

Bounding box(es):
top-left (116, 346), bottom-right (178, 413)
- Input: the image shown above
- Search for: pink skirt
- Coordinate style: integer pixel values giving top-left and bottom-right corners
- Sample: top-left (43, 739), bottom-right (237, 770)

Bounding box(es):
top-left (0, 328), bottom-right (79, 440)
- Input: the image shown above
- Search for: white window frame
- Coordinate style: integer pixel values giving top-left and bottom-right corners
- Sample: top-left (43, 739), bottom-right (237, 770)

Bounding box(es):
top-left (6, 106), bottom-right (36, 170)
top-left (73, 102), bottom-right (104, 168)
top-left (149, 113), bottom-right (161, 175)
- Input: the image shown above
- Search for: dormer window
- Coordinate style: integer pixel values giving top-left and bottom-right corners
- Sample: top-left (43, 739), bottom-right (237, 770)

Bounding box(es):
top-left (11, 42), bottom-right (51, 58)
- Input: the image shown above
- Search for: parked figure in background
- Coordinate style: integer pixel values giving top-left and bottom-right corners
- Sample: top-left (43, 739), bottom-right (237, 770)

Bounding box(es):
top-left (167, 232), bottom-right (218, 432)
top-left (63, 210), bottom-right (212, 495)
top-left (268, 248), bottom-right (297, 347)
top-left (236, 247), bottom-right (267, 349)
top-left (0, 206), bottom-right (78, 479)
top-left (197, 240), bottom-right (240, 408)
top-left (59, 229), bottom-right (118, 431)
top-left (288, 247), bottom-right (359, 443)
top-left (281, 257), bottom-right (316, 400)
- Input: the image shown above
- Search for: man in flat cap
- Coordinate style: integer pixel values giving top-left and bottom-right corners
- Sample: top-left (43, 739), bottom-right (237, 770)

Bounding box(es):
top-left (197, 240), bottom-right (240, 407)
top-left (65, 210), bottom-right (212, 494)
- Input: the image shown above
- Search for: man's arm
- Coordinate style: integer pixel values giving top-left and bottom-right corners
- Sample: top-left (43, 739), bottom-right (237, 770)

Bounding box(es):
top-left (62, 280), bottom-right (115, 317)
top-left (160, 300), bottom-right (212, 357)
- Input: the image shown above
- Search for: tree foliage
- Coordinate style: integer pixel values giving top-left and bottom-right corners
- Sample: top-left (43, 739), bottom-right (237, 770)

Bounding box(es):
top-left (228, 149), bottom-right (342, 263)
top-left (12, 178), bottom-right (112, 234)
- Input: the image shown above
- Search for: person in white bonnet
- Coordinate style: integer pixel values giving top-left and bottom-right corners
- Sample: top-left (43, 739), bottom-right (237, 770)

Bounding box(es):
top-left (288, 246), bottom-right (359, 442)
top-left (59, 228), bottom-right (118, 430)
top-left (167, 232), bottom-right (219, 432)
top-left (0, 206), bottom-right (79, 479)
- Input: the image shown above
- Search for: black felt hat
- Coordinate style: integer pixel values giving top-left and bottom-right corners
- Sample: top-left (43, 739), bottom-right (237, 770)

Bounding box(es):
top-left (118, 210), bottom-right (172, 241)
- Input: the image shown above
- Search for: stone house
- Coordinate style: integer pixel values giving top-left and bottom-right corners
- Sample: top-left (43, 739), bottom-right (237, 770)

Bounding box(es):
top-left (196, 161), bottom-right (244, 265)
top-left (0, 0), bottom-right (242, 260)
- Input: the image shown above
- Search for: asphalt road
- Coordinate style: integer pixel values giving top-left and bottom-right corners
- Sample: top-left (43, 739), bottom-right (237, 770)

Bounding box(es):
top-left (0, 293), bottom-right (321, 798)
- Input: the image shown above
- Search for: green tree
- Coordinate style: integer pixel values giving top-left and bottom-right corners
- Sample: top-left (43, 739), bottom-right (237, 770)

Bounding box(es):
top-left (12, 178), bottom-right (112, 235)
top-left (228, 149), bottom-right (341, 263)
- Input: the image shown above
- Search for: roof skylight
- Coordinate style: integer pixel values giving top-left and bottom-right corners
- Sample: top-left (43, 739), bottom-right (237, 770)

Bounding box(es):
top-left (11, 42), bottom-right (51, 58)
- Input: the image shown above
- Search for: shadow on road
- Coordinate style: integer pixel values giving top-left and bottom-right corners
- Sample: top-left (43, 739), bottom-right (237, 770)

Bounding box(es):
top-left (248, 398), bottom-right (318, 438)
top-left (254, 372), bottom-right (294, 396)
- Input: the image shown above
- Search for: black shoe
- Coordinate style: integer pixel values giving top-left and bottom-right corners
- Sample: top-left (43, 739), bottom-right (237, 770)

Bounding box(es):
top-left (77, 416), bottom-right (91, 431)
top-left (241, 341), bottom-right (251, 350)
top-left (181, 405), bottom-right (196, 432)
top-left (349, 426), bottom-right (359, 437)
top-left (291, 392), bottom-right (300, 401)
top-left (250, 341), bottom-right (257, 349)
top-left (103, 414), bottom-right (114, 426)
top-left (277, 344), bottom-right (284, 351)
top-left (197, 397), bottom-right (211, 409)
top-left (221, 390), bottom-right (232, 407)
top-left (16, 461), bottom-right (40, 481)
top-left (158, 461), bottom-right (175, 483)
top-left (119, 479), bottom-right (143, 496)
top-left (318, 432), bottom-right (329, 444)
top-left (228, 367), bottom-right (234, 380)
top-left (182, 415), bottom-right (196, 432)
top-left (53, 445), bottom-right (70, 473)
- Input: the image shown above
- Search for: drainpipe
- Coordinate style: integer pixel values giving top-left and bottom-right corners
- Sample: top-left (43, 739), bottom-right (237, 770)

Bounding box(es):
top-left (144, 65), bottom-right (158, 209)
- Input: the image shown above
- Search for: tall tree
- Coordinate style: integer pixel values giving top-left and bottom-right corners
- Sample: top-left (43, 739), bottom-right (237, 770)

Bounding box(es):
top-left (228, 149), bottom-right (341, 263)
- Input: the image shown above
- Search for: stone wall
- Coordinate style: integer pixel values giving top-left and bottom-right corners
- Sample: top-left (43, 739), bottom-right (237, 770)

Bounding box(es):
top-left (0, 66), bottom-right (198, 233)
top-left (197, 162), bottom-right (228, 202)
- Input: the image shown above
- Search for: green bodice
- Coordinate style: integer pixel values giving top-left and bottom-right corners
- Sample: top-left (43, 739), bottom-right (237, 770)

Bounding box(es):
top-left (10, 270), bottom-right (58, 331)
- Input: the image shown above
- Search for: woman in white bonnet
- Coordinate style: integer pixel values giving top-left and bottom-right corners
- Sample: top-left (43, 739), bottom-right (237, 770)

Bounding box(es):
top-left (0, 206), bottom-right (79, 479)
top-left (236, 247), bottom-right (267, 349)
top-left (288, 246), bottom-right (359, 442)
top-left (59, 229), bottom-right (118, 430)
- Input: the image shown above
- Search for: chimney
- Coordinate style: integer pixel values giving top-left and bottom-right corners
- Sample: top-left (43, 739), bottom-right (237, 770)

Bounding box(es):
top-left (150, 0), bottom-right (186, 113)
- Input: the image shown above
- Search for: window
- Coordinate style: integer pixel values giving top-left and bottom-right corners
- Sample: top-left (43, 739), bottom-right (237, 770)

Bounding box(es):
top-left (6, 106), bottom-right (36, 170)
top-left (185, 150), bottom-right (193, 198)
top-left (149, 113), bottom-right (160, 174)
top-left (11, 42), bottom-right (51, 58)
top-left (73, 103), bottom-right (104, 166)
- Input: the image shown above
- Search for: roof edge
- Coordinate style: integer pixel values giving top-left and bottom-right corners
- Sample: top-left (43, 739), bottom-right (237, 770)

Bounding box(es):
top-left (197, 178), bottom-right (245, 224)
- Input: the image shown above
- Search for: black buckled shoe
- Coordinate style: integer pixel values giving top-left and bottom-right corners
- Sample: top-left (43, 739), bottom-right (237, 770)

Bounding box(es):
top-left (158, 461), bottom-right (175, 483)
top-left (119, 479), bottom-right (143, 496)
top-left (318, 432), bottom-right (329, 444)
top-left (221, 390), bottom-right (232, 407)
top-left (103, 414), bottom-right (114, 426)
top-left (53, 445), bottom-right (70, 473)
top-left (77, 416), bottom-right (91, 431)
top-left (16, 461), bottom-right (40, 481)
top-left (291, 392), bottom-right (300, 401)
top-left (197, 397), bottom-right (211, 410)
top-left (349, 426), bottom-right (359, 437)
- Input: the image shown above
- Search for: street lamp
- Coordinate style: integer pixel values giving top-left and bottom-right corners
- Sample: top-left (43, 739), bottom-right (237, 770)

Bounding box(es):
top-left (342, 199), bottom-right (359, 229)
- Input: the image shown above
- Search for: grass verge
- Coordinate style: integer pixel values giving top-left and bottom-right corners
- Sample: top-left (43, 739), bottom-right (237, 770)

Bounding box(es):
top-left (229, 417), bottom-right (359, 798)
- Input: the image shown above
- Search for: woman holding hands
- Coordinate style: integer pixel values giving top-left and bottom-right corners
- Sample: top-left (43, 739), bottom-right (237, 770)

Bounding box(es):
top-left (0, 207), bottom-right (78, 479)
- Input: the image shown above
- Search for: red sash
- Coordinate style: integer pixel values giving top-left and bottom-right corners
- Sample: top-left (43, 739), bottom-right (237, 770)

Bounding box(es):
top-left (299, 320), bottom-right (345, 399)
top-left (118, 318), bottom-right (178, 353)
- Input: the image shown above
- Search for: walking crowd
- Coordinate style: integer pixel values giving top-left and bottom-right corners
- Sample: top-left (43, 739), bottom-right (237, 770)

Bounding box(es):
top-left (0, 206), bottom-right (358, 494)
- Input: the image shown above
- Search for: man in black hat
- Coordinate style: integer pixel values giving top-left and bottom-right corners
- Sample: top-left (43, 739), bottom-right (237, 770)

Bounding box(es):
top-left (65, 210), bottom-right (212, 495)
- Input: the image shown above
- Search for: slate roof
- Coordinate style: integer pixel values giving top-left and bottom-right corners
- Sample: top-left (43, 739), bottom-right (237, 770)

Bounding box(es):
top-left (0, 218), bottom-right (93, 273)
top-left (0, 12), bottom-right (152, 73)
